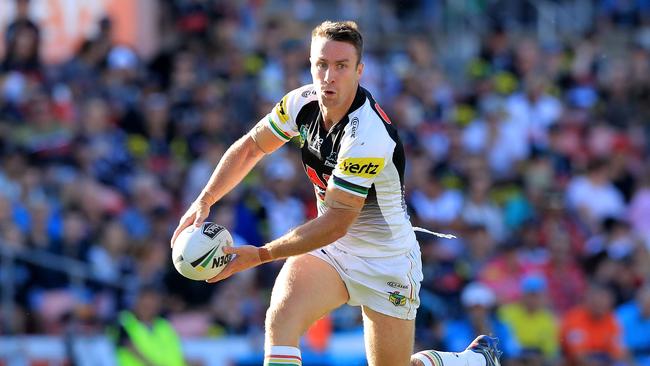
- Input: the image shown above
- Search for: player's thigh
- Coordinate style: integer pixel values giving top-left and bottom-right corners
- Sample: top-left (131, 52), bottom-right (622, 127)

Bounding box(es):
top-left (362, 305), bottom-right (414, 366)
top-left (266, 254), bottom-right (349, 347)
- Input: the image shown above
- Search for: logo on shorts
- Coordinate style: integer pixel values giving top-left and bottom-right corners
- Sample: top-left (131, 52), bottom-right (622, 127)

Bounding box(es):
top-left (388, 291), bottom-right (407, 307)
top-left (387, 281), bottom-right (408, 290)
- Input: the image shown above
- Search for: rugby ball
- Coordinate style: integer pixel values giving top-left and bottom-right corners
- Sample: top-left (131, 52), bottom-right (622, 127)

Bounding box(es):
top-left (172, 222), bottom-right (234, 281)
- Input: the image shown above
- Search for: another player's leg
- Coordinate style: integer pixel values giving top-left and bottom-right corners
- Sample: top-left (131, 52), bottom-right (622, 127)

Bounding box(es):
top-left (411, 335), bottom-right (502, 366)
top-left (361, 305), bottom-right (415, 366)
top-left (361, 309), bottom-right (501, 366)
top-left (264, 254), bottom-right (349, 366)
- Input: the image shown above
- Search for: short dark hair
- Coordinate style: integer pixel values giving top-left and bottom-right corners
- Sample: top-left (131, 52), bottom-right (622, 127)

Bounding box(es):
top-left (311, 20), bottom-right (363, 64)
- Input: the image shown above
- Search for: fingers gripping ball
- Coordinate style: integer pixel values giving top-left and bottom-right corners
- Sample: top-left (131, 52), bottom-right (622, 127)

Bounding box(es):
top-left (172, 222), bottom-right (234, 281)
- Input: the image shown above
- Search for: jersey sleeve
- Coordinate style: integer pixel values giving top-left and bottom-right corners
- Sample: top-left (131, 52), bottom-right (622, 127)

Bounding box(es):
top-left (265, 89), bottom-right (301, 142)
top-left (329, 123), bottom-right (392, 197)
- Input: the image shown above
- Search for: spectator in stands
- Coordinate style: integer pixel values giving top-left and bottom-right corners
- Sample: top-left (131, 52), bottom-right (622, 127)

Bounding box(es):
top-left (461, 174), bottom-right (505, 242)
top-left (443, 282), bottom-right (520, 359)
top-left (542, 235), bottom-right (587, 315)
top-left (628, 170), bottom-right (650, 248)
top-left (2, 0), bottom-right (40, 75)
top-left (409, 163), bottom-right (464, 228)
top-left (560, 283), bottom-right (628, 366)
top-left (566, 159), bottom-right (626, 230)
top-left (617, 285), bottom-right (650, 366)
top-left (458, 224), bottom-right (497, 280)
top-left (479, 240), bottom-right (541, 304)
top-left (499, 275), bottom-right (559, 363)
top-left (462, 95), bottom-right (524, 177)
top-left (87, 220), bottom-right (133, 285)
top-left (76, 97), bottom-right (132, 190)
top-left (4, 0), bottom-right (38, 46)
top-left (113, 286), bottom-right (186, 366)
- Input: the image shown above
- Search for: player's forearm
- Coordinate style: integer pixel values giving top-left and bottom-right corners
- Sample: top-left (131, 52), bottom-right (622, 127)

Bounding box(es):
top-left (199, 135), bottom-right (265, 205)
top-left (261, 209), bottom-right (355, 260)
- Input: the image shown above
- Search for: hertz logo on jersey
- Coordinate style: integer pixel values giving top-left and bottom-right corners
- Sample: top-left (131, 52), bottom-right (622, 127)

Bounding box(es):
top-left (338, 158), bottom-right (385, 178)
top-left (274, 95), bottom-right (290, 123)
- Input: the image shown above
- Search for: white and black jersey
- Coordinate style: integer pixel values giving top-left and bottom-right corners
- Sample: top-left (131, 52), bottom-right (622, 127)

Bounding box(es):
top-left (263, 84), bottom-right (417, 257)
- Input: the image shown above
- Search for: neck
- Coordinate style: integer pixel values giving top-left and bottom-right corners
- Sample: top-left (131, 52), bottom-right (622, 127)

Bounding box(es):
top-left (321, 106), bottom-right (345, 129)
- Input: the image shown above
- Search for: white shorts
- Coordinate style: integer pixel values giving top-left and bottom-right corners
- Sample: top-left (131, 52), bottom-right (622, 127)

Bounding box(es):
top-left (308, 243), bottom-right (423, 320)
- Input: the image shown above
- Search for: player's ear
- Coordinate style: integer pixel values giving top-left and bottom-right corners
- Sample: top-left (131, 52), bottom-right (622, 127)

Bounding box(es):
top-left (356, 62), bottom-right (364, 78)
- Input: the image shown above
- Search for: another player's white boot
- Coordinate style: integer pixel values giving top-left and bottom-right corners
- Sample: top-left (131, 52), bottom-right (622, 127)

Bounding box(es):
top-left (411, 335), bottom-right (502, 366)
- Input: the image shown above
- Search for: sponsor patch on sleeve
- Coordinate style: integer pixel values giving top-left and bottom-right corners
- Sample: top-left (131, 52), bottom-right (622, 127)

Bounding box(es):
top-left (337, 157), bottom-right (385, 178)
top-left (274, 95), bottom-right (290, 123)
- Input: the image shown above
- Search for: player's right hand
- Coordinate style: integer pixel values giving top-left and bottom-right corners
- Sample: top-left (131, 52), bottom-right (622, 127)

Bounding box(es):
top-left (171, 197), bottom-right (212, 247)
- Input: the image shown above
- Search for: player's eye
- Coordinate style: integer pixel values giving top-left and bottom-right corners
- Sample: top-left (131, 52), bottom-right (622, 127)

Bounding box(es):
top-left (337, 64), bottom-right (347, 69)
top-left (316, 62), bottom-right (327, 70)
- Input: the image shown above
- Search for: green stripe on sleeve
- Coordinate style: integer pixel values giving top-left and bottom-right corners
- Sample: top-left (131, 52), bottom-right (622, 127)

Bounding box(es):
top-left (333, 176), bottom-right (369, 196)
top-left (268, 117), bottom-right (291, 141)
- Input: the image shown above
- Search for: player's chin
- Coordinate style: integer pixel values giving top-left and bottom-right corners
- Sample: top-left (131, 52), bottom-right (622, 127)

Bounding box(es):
top-left (319, 95), bottom-right (338, 107)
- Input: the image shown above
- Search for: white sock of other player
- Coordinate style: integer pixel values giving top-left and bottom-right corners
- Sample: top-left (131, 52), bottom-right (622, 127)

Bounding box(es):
top-left (412, 349), bottom-right (486, 366)
top-left (264, 345), bottom-right (302, 366)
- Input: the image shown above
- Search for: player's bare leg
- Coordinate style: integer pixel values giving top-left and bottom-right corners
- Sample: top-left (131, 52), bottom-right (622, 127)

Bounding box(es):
top-left (264, 254), bottom-right (349, 365)
top-left (361, 306), bottom-right (415, 366)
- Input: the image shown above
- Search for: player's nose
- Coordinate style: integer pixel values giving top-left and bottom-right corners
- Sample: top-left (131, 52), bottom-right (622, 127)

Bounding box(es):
top-left (323, 68), bottom-right (335, 83)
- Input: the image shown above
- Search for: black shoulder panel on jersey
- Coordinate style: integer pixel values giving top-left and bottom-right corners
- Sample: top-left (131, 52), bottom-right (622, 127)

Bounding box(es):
top-left (295, 100), bottom-right (320, 128)
top-left (364, 89), bottom-right (405, 187)
top-left (346, 86), bottom-right (368, 115)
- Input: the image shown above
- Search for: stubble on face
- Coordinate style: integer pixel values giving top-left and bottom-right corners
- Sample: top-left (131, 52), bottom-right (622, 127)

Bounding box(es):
top-left (310, 37), bottom-right (362, 111)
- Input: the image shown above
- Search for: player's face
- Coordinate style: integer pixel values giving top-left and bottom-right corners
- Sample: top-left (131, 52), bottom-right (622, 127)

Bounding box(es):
top-left (310, 37), bottom-right (364, 109)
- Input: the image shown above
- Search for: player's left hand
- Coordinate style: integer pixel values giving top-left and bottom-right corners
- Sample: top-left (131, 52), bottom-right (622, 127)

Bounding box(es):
top-left (206, 245), bottom-right (263, 283)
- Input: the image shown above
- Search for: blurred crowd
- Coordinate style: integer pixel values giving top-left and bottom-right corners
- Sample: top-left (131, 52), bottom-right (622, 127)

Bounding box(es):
top-left (2, 0), bottom-right (650, 365)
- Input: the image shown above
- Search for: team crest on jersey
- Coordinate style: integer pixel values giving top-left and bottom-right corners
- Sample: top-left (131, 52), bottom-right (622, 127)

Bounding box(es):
top-left (310, 136), bottom-right (324, 152)
top-left (388, 291), bottom-right (407, 307)
top-left (274, 95), bottom-right (290, 123)
top-left (299, 125), bottom-right (308, 148)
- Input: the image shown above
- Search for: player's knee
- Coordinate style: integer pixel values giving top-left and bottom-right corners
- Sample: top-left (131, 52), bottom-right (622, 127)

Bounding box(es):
top-left (264, 302), bottom-right (305, 343)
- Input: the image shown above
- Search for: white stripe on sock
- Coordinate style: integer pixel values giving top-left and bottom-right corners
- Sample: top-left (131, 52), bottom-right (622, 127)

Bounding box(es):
top-left (412, 350), bottom-right (486, 366)
top-left (266, 345), bottom-right (302, 358)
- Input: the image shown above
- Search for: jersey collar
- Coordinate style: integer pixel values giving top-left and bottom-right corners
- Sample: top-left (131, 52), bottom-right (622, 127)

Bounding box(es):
top-left (320, 85), bottom-right (367, 136)
top-left (345, 85), bottom-right (367, 116)
top-left (330, 85), bottom-right (367, 133)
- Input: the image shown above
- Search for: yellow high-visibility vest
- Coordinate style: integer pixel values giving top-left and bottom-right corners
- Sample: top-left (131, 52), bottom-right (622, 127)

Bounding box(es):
top-left (116, 311), bottom-right (186, 366)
